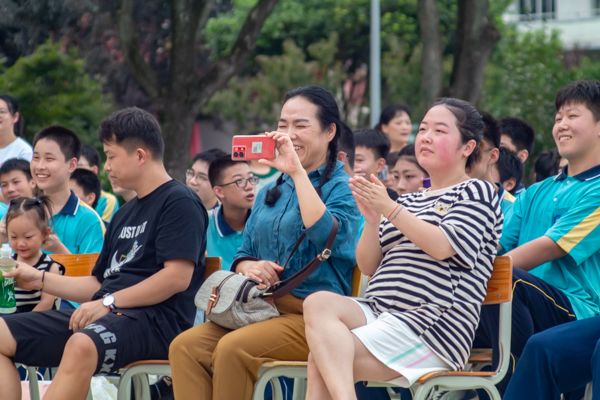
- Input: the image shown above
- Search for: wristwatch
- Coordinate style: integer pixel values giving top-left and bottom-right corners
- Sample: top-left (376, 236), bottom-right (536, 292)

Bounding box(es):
top-left (102, 294), bottom-right (117, 311)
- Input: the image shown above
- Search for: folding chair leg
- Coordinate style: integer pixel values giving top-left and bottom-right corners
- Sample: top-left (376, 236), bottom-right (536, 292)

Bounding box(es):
top-left (292, 377), bottom-right (306, 400)
top-left (270, 378), bottom-right (284, 400)
top-left (480, 384), bottom-right (501, 400)
top-left (27, 366), bottom-right (41, 400)
top-left (386, 387), bottom-right (402, 400)
top-left (252, 373), bottom-right (272, 400)
top-left (411, 382), bottom-right (435, 400)
top-left (117, 369), bottom-right (135, 400)
top-left (132, 374), bottom-right (150, 400)
top-left (584, 383), bottom-right (593, 400)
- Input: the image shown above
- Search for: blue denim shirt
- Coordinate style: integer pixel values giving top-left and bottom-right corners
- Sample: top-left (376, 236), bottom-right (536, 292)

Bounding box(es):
top-left (233, 161), bottom-right (360, 298)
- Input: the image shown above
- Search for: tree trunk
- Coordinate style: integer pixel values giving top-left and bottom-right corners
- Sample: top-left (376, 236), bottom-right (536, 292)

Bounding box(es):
top-left (117, 0), bottom-right (279, 178)
top-left (158, 102), bottom-right (196, 180)
top-left (449, 0), bottom-right (501, 103)
top-left (418, 0), bottom-right (443, 106)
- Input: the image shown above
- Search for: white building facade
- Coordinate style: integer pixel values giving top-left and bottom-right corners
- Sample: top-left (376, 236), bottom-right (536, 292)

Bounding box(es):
top-left (504, 0), bottom-right (600, 50)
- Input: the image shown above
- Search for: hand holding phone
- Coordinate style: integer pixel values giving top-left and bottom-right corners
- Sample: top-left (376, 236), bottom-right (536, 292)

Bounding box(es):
top-left (232, 135), bottom-right (276, 161)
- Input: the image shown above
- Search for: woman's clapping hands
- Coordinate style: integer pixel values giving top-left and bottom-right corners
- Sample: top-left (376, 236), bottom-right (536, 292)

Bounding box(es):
top-left (349, 174), bottom-right (396, 224)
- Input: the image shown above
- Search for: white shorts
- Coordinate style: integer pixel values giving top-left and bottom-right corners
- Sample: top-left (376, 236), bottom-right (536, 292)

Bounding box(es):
top-left (350, 299), bottom-right (450, 387)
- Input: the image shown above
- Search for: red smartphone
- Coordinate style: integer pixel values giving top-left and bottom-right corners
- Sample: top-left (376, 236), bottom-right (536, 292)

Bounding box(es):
top-left (231, 135), bottom-right (276, 160)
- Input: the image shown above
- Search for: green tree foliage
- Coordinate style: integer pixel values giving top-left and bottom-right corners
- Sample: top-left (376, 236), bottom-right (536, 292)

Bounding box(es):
top-left (0, 40), bottom-right (113, 145)
top-left (204, 0), bottom-right (483, 129)
top-left (480, 27), bottom-right (600, 155)
top-left (481, 28), bottom-right (569, 152)
top-left (206, 34), bottom-right (346, 131)
top-left (206, 0), bottom-right (422, 68)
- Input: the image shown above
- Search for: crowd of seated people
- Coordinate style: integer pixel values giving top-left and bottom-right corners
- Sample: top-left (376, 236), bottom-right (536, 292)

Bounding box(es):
top-left (0, 79), bottom-right (597, 400)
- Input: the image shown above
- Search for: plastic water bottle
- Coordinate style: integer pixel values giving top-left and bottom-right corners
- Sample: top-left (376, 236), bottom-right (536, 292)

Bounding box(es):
top-left (0, 243), bottom-right (16, 314)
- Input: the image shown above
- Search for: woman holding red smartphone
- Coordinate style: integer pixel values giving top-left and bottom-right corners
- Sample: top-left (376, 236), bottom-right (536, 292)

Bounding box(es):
top-left (169, 86), bottom-right (361, 400)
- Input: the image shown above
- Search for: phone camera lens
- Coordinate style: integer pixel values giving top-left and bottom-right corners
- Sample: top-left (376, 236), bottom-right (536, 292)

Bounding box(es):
top-left (233, 152), bottom-right (239, 158)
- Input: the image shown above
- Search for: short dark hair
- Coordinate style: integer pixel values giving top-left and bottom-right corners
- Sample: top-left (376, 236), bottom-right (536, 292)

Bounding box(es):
top-left (471, 112), bottom-right (501, 166)
top-left (533, 149), bottom-right (561, 182)
top-left (0, 94), bottom-right (24, 136)
top-left (0, 158), bottom-right (32, 180)
top-left (498, 117), bottom-right (535, 154)
top-left (432, 98), bottom-right (484, 169)
top-left (70, 168), bottom-right (101, 208)
top-left (480, 112), bottom-right (501, 149)
top-left (396, 143), bottom-right (427, 175)
top-left (555, 80), bottom-right (600, 121)
top-left (33, 125), bottom-right (81, 161)
top-left (376, 104), bottom-right (411, 130)
top-left (386, 151), bottom-right (400, 168)
top-left (99, 107), bottom-right (164, 160)
top-left (338, 125), bottom-right (355, 169)
top-left (354, 128), bottom-right (390, 159)
top-left (192, 148), bottom-right (228, 165)
top-left (80, 144), bottom-right (101, 168)
top-left (208, 155), bottom-right (248, 187)
top-left (497, 148), bottom-right (523, 193)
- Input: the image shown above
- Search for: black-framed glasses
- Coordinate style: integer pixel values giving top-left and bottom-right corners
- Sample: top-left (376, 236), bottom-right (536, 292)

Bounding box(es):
top-left (218, 176), bottom-right (260, 188)
top-left (185, 169), bottom-right (208, 181)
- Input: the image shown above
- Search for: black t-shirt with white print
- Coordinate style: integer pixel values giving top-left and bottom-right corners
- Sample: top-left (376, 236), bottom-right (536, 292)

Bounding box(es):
top-left (92, 179), bottom-right (207, 339)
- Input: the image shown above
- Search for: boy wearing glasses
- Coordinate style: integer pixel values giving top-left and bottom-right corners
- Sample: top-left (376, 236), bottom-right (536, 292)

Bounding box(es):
top-left (207, 155), bottom-right (257, 269)
top-left (186, 149), bottom-right (226, 212)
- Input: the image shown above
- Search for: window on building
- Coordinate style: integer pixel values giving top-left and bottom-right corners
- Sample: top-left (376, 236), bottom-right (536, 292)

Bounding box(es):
top-left (519, 0), bottom-right (556, 20)
top-left (594, 0), bottom-right (600, 16)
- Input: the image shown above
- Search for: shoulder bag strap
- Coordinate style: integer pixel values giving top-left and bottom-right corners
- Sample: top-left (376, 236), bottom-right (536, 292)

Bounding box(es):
top-left (262, 218), bottom-right (338, 298)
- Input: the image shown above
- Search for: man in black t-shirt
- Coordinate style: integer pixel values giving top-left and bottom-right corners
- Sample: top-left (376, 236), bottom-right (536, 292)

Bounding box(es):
top-left (0, 108), bottom-right (207, 400)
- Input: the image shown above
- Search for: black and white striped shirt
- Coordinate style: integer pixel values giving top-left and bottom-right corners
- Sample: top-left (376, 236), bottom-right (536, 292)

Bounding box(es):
top-left (16, 253), bottom-right (64, 313)
top-left (365, 179), bottom-right (502, 370)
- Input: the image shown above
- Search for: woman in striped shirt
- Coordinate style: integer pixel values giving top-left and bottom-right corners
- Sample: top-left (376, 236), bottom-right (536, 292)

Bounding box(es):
top-left (303, 98), bottom-right (503, 399)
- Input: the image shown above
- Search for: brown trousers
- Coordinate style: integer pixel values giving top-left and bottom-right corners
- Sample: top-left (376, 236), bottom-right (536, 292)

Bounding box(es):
top-left (169, 295), bottom-right (307, 400)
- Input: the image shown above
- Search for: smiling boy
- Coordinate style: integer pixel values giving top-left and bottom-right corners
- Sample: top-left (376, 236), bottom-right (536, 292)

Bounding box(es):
top-left (0, 158), bottom-right (36, 201)
top-left (30, 126), bottom-right (105, 254)
top-left (476, 80), bottom-right (600, 387)
top-left (353, 128), bottom-right (398, 199)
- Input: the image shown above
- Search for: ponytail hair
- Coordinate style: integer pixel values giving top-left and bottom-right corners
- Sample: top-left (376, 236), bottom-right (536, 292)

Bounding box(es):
top-left (265, 85), bottom-right (349, 206)
top-left (6, 196), bottom-right (53, 233)
top-left (431, 98), bottom-right (483, 169)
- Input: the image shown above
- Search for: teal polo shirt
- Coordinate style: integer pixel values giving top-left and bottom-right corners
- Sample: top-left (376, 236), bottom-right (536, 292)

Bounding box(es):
top-left (95, 190), bottom-right (120, 223)
top-left (501, 165), bottom-right (600, 319)
top-left (497, 184), bottom-right (515, 218)
top-left (51, 191), bottom-right (105, 254)
top-left (0, 202), bottom-right (7, 220)
top-left (206, 205), bottom-right (248, 270)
